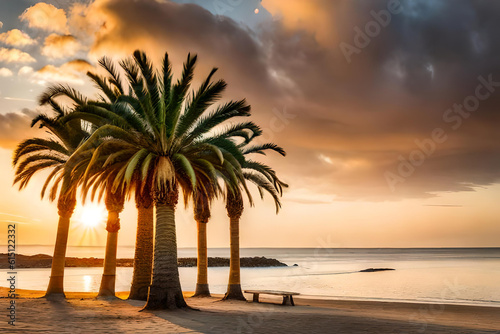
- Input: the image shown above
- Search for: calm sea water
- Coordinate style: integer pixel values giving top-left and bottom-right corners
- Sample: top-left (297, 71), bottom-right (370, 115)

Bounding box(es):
top-left (2, 246), bottom-right (500, 307)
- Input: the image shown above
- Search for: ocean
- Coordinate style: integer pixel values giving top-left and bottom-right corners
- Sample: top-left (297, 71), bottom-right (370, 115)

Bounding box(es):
top-left (2, 246), bottom-right (500, 307)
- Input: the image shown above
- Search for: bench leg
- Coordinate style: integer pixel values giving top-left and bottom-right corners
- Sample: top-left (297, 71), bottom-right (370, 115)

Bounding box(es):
top-left (253, 293), bottom-right (259, 303)
top-left (282, 295), bottom-right (290, 305)
top-left (290, 295), bottom-right (295, 306)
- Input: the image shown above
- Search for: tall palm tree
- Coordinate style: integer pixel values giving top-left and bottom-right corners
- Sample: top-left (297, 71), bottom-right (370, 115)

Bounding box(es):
top-left (100, 184), bottom-right (125, 297)
top-left (192, 177), bottom-right (217, 297)
top-left (12, 96), bottom-right (90, 299)
top-left (69, 50), bottom-right (252, 309)
top-left (57, 57), bottom-right (155, 300)
top-left (222, 141), bottom-right (287, 300)
top-left (192, 121), bottom-right (263, 297)
top-left (129, 187), bottom-right (154, 300)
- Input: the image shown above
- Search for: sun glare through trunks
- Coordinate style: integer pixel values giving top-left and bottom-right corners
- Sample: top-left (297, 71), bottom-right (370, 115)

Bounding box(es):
top-left (79, 204), bottom-right (106, 228)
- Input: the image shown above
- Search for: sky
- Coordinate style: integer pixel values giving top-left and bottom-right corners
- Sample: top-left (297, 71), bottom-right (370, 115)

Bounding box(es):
top-left (0, 0), bottom-right (499, 249)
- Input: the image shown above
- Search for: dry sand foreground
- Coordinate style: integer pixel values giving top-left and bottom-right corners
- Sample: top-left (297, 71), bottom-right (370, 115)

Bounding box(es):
top-left (0, 288), bottom-right (499, 333)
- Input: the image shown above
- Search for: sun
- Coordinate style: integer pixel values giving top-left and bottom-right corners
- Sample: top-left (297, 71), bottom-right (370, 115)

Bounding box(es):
top-left (79, 205), bottom-right (106, 228)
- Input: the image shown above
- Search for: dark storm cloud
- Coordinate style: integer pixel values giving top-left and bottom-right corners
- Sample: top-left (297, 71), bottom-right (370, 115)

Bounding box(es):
top-left (0, 108), bottom-right (39, 149)
top-left (86, 0), bottom-right (500, 200)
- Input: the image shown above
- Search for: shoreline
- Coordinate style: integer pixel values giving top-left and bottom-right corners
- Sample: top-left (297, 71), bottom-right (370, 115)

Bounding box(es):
top-left (2, 285), bottom-right (499, 309)
top-left (1, 288), bottom-right (499, 333)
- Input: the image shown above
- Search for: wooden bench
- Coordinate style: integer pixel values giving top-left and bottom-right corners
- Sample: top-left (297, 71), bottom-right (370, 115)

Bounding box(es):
top-left (244, 290), bottom-right (300, 306)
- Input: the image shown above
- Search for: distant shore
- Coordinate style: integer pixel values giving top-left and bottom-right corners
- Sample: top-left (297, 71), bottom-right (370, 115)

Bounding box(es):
top-left (0, 253), bottom-right (287, 269)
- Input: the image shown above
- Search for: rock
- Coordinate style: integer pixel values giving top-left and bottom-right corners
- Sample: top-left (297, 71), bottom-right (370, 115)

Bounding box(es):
top-left (178, 256), bottom-right (287, 267)
top-left (359, 268), bottom-right (395, 273)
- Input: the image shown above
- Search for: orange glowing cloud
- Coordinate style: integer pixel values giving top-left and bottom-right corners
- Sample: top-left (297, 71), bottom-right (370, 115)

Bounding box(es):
top-left (19, 2), bottom-right (68, 34)
top-left (32, 59), bottom-right (93, 85)
top-left (0, 29), bottom-right (37, 47)
top-left (0, 47), bottom-right (36, 63)
top-left (262, 0), bottom-right (338, 45)
top-left (41, 34), bottom-right (82, 59)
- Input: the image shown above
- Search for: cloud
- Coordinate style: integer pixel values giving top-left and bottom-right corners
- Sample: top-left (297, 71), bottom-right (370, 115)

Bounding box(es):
top-left (0, 109), bottom-right (40, 149)
top-left (88, 0), bottom-right (274, 88)
top-left (18, 66), bottom-right (34, 76)
top-left (0, 21), bottom-right (3, 29)
top-left (0, 48), bottom-right (36, 63)
top-left (0, 29), bottom-right (37, 47)
top-left (58, 0), bottom-right (500, 201)
top-left (0, 67), bottom-right (13, 77)
top-left (423, 205), bottom-right (463, 208)
top-left (67, 2), bottom-right (103, 40)
top-left (41, 34), bottom-right (81, 59)
top-left (19, 2), bottom-right (68, 34)
top-left (31, 59), bottom-right (93, 85)
top-left (262, 0), bottom-right (339, 45)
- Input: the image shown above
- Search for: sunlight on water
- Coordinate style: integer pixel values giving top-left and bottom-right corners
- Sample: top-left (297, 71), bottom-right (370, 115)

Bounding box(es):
top-left (83, 275), bottom-right (92, 292)
top-left (2, 248), bottom-right (499, 307)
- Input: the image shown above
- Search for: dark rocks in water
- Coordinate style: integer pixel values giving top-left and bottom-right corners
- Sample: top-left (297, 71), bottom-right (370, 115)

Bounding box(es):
top-left (0, 253), bottom-right (287, 268)
top-left (178, 256), bottom-right (287, 268)
top-left (359, 268), bottom-right (395, 273)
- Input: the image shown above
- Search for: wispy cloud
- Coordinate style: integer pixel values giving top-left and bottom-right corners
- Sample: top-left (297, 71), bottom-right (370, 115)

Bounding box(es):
top-left (0, 212), bottom-right (40, 222)
top-left (0, 220), bottom-right (31, 225)
top-left (423, 205), bottom-right (464, 208)
top-left (2, 97), bottom-right (36, 102)
top-left (286, 197), bottom-right (333, 205)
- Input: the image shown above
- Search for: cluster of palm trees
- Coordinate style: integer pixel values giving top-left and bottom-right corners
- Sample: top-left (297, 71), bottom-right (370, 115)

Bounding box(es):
top-left (12, 50), bottom-right (287, 310)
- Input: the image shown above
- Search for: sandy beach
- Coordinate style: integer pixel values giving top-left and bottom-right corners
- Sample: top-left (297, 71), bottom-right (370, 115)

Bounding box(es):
top-left (1, 288), bottom-right (499, 333)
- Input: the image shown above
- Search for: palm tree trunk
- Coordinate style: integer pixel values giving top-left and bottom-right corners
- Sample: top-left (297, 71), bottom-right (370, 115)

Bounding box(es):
top-left (98, 190), bottom-right (124, 298)
top-left (98, 211), bottom-right (120, 297)
top-left (193, 221), bottom-right (210, 297)
top-left (129, 195), bottom-right (154, 300)
top-left (45, 193), bottom-right (76, 299)
top-left (223, 192), bottom-right (246, 301)
top-left (144, 189), bottom-right (187, 310)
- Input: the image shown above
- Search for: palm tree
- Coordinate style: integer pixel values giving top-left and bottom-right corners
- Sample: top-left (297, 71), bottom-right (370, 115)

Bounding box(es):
top-left (192, 121), bottom-right (263, 297)
top-left (192, 177), bottom-right (217, 297)
top-left (12, 96), bottom-right (90, 299)
top-left (129, 188), bottom-right (154, 300)
top-left (99, 184), bottom-right (125, 297)
top-left (69, 50), bottom-right (252, 309)
top-left (56, 58), bottom-right (155, 300)
top-left (222, 141), bottom-right (287, 300)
